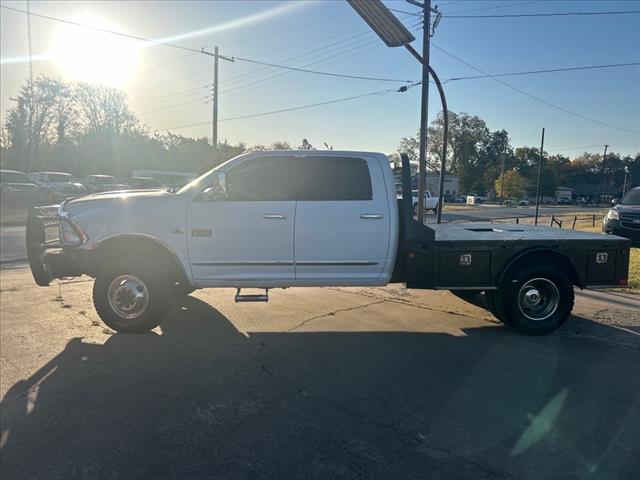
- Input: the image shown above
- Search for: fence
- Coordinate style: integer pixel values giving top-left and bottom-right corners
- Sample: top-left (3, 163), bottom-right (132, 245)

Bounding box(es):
top-left (452, 213), bottom-right (601, 231)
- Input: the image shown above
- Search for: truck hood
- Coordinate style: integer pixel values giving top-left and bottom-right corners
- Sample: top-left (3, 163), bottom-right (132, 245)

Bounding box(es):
top-left (62, 188), bottom-right (171, 215)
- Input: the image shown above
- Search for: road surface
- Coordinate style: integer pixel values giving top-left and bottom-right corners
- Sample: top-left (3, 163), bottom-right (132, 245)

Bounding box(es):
top-left (1, 266), bottom-right (638, 479)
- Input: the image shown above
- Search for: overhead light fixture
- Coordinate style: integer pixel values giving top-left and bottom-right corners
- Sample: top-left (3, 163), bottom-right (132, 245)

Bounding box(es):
top-left (346, 0), bottom-right (416, 47)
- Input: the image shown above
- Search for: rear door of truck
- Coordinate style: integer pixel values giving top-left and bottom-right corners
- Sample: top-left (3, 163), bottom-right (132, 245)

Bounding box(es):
top-left (294, 154), bottom-right (390, 281)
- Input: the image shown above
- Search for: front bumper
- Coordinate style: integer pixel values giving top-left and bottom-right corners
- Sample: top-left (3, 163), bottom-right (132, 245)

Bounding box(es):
top-left (603, 219), bottom-right (640, 246)
top-left (26, 206), bottom-right (91, 286)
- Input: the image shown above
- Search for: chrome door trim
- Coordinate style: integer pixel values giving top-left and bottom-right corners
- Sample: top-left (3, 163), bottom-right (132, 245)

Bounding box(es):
top-left (263, 213), bottom-right (287, 219)
top-left (192, 261), bottom-right (294, 267)
top-left (359, 214), bottom-right (383, 219)
top-left (192, 260), bottom-right (378, 267)
top-left (296, 261), bottom-right (379, 266)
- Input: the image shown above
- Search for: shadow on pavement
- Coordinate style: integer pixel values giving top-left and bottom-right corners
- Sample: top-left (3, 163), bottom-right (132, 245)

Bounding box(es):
top-left (1, 296), bottom-right (638, 479)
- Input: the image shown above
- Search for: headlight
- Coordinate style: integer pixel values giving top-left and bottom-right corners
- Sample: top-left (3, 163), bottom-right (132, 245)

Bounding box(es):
top-left (606, 209), bottom-right (619, 221)
top-left (60, 219), bottom-right (88, 245)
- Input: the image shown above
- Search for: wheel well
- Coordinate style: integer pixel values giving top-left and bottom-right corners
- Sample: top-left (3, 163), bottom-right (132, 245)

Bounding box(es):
top-left (90, 235), bottom-right (189, 286)
top-left (500, 249), bottom-right (583, 288)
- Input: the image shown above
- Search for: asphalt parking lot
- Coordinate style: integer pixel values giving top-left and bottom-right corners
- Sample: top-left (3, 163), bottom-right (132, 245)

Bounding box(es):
top-left (1, 266), bottom-right (639, 479)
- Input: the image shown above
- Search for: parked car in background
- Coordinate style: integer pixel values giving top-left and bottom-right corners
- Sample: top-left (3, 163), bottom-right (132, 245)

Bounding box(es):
top-left (81, 175), bottom-right (128, 194)
top-left (1, 169), bottom-right (38, 208)
top-left (128, 176), bottom-right (164, 189)
top-left (131, 169), bottom-right (197, 188)
top-left (444, 194), bottom-right (465, 204)
top-left (557, 197), bottom-right (573, 205)
top-left (407, 189), bottom-right (439, 214)
top-left (30, 171), bottom-right (87, 202)
top-left (603, 187), bottom-right (640, 247)
top-left (519, 200), bottom-right (530, 206)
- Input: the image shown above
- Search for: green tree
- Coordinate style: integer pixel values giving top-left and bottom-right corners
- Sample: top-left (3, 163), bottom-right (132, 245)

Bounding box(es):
top-left (494, 170), bottom-right (524, 200)
top-left (398, 111), bottom-right (498, 192)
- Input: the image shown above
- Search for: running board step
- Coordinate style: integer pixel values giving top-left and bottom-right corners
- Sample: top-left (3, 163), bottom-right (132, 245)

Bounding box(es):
top-left (234, 288), bottom-right (269, 303)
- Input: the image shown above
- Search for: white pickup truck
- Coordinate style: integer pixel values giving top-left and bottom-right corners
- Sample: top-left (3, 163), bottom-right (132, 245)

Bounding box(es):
top-left (27, 151), bottom-right (631, 335)
top-left (410, 190), bottom-right (439, 214)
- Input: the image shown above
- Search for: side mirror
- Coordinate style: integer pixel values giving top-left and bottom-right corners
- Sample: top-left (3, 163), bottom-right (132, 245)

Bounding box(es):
top-left (212, 171), bottom-right (226, 201)
top-left (611, 198), bottom-right (619, 206)
top-left (198, 171), bottom-right (227, 202)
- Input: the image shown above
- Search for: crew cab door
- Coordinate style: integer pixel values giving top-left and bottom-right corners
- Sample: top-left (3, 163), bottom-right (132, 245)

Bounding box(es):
top-left (294, 155), bottom-right (390, 281)
top-left (187, 156), bottom-right (296, 283)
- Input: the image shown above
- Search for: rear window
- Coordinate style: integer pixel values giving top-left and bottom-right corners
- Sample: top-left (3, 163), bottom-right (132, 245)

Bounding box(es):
top-left (226, 155), bottom-right (372, 202)
top-left (297, 156), bottom-right (372, 201)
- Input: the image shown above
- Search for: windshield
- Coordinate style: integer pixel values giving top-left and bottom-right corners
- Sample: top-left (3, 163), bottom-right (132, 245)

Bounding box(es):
top-left (1, 171), bottom-right (31, 183)
top-left (176, 156), bottom-right (240, 194)
top-left (621, 188), bottom-right (640, 205)
top-left (48, 173), bottom-right (72, 183)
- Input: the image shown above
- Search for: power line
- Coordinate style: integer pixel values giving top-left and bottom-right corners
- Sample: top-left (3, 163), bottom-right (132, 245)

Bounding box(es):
top-left (163, 83), bottom-right (417, 131)
top-left (431, 43), bottom-right (640, 134)
top-left (0, 4), bottom-right (203, 54)
top-left (1, 4), bottom-right (414, 85)
top-left (446, 10), bottom-right (640, 19)
top-left (220, 28), bottom-right (375, 85)
top-left (220, 37), bottom-right (383, 98)
top-left (221, 20), bottom-right (422, 98)
top-left (444, 62), bottom-right (640, 82)
top-left (229, 55), bottom-right (414, 83)
top-left (130, 85), bottom-right (211, 105)
top-left (137, 96), bottom-right (210, 117)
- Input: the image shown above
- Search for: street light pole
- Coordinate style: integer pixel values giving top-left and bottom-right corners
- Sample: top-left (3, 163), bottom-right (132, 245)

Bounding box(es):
top-left (416, 0), bottom-right (432, 224)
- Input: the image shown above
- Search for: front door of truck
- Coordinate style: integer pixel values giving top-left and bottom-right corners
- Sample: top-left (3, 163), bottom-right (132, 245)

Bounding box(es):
top-left (187, 156), bottom-right (296, 283)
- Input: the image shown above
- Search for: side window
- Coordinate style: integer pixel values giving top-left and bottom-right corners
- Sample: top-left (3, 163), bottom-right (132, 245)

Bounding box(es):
top-left (297, 156), bottom-right (372, 201)
top-left (226, 157), bottom-right (297, 201)
top-left (224, 155), bottom-right (373, 202)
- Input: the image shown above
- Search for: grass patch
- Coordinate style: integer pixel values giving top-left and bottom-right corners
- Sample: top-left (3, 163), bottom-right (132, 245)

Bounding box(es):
top-left (628, 248), bottom-right (640, 290)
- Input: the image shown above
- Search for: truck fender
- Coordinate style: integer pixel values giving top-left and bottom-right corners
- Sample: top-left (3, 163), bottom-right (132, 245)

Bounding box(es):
top-left (497, 247), bottom-right (584, 289)
top-left (91, 234), bottom-right (191, 287)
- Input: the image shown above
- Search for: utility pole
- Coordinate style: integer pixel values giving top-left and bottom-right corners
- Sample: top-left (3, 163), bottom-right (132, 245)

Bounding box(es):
top-left (534, 127), bottom-right (545, 226)
top-left (26, 0), bottom-right (34, 172)
top-left (201, 46), bottom-right (234, 151)
top-left (597, 144), bottom-right (608, 206)
top-left (498, 152), bottom-right (506, 205)
top-left (416, 0), bottom-right (431, 224)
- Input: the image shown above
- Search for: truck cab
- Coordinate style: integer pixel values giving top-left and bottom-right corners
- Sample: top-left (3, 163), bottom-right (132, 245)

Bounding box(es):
top-left (26, 151), bottom-right (630, 336)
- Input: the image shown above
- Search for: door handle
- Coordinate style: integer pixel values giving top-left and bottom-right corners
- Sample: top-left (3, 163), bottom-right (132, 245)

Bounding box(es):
top-left (360, 214), bottom-right (383, 219)
top-left (263, 213), bottom-right (287, 219)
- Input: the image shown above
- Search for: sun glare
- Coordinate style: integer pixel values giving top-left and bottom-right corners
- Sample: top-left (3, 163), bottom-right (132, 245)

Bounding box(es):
top-left (49, 13), bottom-right (140, 87)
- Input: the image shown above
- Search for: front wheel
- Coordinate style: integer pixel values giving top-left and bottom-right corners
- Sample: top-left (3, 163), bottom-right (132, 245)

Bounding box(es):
top-left (93, 264), bottom-right (173, 333)
top-left (493, 262), bottom-right (574, 335)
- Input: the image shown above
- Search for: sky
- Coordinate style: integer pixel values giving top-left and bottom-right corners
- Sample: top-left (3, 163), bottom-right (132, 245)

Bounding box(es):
top-left (1, 0), bottom-right (639, 158)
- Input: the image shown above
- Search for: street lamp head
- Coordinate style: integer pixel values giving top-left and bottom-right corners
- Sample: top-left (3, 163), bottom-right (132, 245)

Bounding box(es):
top-left (347, 0), bottom-right (415, 47)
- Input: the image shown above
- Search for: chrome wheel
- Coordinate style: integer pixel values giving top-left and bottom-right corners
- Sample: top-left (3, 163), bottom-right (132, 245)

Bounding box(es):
top-left (108, 275), bottom-right (149, 320)
top-left (517, 278), bottom-right (559, 321)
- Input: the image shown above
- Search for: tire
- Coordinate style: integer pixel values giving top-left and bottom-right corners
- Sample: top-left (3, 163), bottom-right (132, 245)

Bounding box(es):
top-left (484, 290), bottom-right (509, 324)
top-left (493, 262), bottom-right (574, 335)
top-left (93, 262), bottom-right (173, 333)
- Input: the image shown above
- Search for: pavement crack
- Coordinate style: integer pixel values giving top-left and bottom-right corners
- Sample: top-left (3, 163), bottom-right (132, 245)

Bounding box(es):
top-left (327, 287), bottom-right (492, 322)
top-left (286, 300), bottom-right (386, 332)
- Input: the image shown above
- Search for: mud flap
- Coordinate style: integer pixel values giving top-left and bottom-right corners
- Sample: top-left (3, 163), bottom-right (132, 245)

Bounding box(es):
top-left (26, 207), bottom-right (55, 286)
